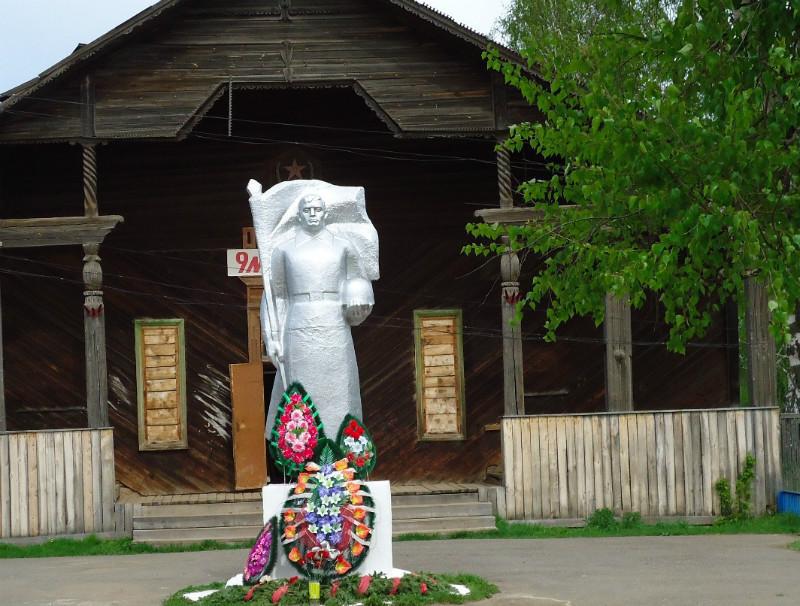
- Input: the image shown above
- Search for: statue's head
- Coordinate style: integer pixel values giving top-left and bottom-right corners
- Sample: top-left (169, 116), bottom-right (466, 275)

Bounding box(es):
top-left (297, 193), bottom-right (327, 234)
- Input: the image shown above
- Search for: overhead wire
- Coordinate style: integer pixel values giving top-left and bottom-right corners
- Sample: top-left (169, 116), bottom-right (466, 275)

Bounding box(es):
top-left (0, 262), bottom-right (749, 350)
top-left (0, 102), bottom-right (553, 171)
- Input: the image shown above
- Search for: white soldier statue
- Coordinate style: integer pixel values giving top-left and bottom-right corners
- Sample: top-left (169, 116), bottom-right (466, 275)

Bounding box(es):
top-left (247, 179), bottom-right (380, 436)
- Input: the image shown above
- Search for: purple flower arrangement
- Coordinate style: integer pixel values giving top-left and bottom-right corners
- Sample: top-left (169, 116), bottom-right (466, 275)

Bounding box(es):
top-left (243, 517), bottom-right (277, 585)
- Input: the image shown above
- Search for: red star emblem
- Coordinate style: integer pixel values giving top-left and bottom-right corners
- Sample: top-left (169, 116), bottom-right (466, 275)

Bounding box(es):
top-left (283, 159), bottom-right (307, 180)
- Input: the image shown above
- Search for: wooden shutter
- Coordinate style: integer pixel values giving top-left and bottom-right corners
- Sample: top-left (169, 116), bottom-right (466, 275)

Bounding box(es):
top-left (135, 319), bottom-right (188, 451)
top-left (414, 310), bottom-right (466, 440)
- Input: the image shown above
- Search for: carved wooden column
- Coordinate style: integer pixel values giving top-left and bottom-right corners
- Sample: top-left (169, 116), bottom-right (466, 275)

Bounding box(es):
top-left (745, 277), bottom-right (777, 406)
top-left (497, 146), bottom-right (525, 416)
top-left (604, 293), bottom-right (633, 411)
top-left (83, 242), bottom-right (108, 428)
top-left (82, 142), bottom-right (109, 427)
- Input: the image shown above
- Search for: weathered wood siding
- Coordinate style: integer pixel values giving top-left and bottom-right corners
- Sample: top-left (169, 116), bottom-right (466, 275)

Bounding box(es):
top-left (0, 0), bottom-right (500, 142)
top-left (781, 414), bottom-right (800, 492)
top-left (502, 408), bottom-right (781, 521)
top-left (0, 428), bottom-right (116, 538)
top-left (0, 86), bottom-right (736, 492)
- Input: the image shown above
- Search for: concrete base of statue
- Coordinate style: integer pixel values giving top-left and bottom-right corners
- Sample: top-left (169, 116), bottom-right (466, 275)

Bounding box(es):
top-left (262, 480), bottom-right (394, 579)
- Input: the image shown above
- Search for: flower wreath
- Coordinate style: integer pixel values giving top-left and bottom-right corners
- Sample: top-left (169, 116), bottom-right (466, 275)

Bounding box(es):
top-left (243, 516), bottom-right (278, 585)
top-left (336, 414), bottom-right (377, 479)
top-left (269, 383), bottom-right (326, 478)
top-left (280, 443), bottom-right (375, 581)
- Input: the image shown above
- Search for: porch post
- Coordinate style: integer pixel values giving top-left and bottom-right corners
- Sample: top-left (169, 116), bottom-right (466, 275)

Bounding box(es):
top-left (745, 276), bottom-right (777, 406)
top-left (497, 146), bottom-right (525, 416)
top-left (604, 293), bottom-right (634, 411)
top-left (82, 143), bottom-right (109, 427)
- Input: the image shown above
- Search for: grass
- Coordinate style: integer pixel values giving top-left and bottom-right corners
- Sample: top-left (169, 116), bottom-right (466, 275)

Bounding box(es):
top-left (395, 512), bottom-right (800, 541)
top-left (163, 572), bottom-right (497, 606)
top-left (0, 535), bottom-right (250, 559)
top-left (3, 513), bottom-right (800, 559)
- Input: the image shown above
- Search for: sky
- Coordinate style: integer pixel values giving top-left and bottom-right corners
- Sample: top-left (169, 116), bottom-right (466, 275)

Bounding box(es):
top-left (0, 0), bottom-right (509, 94)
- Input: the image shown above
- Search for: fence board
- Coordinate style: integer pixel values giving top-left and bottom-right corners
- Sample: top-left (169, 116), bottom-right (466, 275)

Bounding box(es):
top-left (26, 434), bottom-right (38, 536)
top-left (575, 415), bottom-right (586, 517)
top-left (708, 413), bottom-right (719, 515)
top-left (601, 416), bottom-right (613, 511)
top-left (9, 435), bottom-right (21, 536)
top-left (539, 416), bottom-right (551, 518)
top-left (72, 432), bottom-right (85, 533)
top-left (100, 430), bottom-right (115, 531)
top-left (16, 435), bottom-right (29, 536)
top-left (36, 433), bottom-right (47, 536)
top-left (91, 430), bottom-right (103, 532)
top-left (502, 408), bottom-right (780, 521)
top-left (566, 417), bottom-right (578, 518)
top-left (53, 431), bottom-right (66, 534)
top-left (655, 414), bottom-right (667, 517)
top-left (501, 417), bottom-right (515, 520)
top-left (700, 412), bottom-right (713, 516)
top-left (0, 434), bottom-right (10, 536)
top-left (770, 415), bottom-right (788, 499)
top-left (753, 411), bottom-right (766, 514)
top-left (664, 414), bottom-right (676, 515)
top-left (619, 415), bottom-right (632, 513)
top-left (583, 416), bottom-right (595, 514)
top-left (691, 413), bottom-right (704, 515)
top-left (673, 413), bottom-right (685, 514)
top-left (0, 429), bottom-right (116, 539)
top-left (556, 417), bottom-right (568, 516)
top-left (529, 417), bottom-right (543, 519)
top-left (521, 418), bottom-right (533, 520)
top-left (45, 433), bottom-right (56, 533)
top-left (716, 412), bottom-right (728, 514)
top-left (547, 417), bottom-right (558, 517)
top-left (593, 416), bottom-right (604, 510)
top-left (64, 432), bottom-right (76, 534)
top-left (610, 415), bottom-right (622, 514)
top-left (82, 430), bottom-right (95, 533)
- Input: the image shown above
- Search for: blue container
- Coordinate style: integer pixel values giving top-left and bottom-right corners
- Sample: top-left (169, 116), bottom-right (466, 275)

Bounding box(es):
top-left (777, 491), bottom-right (800, 515)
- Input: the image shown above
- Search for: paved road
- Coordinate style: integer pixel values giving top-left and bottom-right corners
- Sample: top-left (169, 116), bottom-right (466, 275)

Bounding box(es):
top-left (1, 535), bottom-right (798, 605)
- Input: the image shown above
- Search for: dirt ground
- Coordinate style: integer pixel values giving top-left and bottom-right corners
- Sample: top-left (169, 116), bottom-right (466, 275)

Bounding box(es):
top-left (1, 535), bottom-right (798, 605)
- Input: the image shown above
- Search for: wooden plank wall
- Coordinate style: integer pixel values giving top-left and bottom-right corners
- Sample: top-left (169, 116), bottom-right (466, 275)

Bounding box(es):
top-left (0, 89), bottom-right (734, 490)
top-left (780, 414), bottom-right (800, 492)
top-left (502, 408), bottom-right (782, 521)
top-left (0, 428), bottom-right (116, 538)
top-left (0, 0), bottom-right (499, 142)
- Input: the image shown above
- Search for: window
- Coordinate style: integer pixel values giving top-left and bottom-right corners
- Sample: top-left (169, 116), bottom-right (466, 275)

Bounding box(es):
top-left (414, 309), bottom-right (466, 440)
top-left (135, 319), bottom-right (188, 450)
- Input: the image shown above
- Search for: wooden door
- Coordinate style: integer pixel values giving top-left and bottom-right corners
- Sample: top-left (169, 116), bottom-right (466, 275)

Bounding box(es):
top-left (230, 362), bottom-right (267, 489)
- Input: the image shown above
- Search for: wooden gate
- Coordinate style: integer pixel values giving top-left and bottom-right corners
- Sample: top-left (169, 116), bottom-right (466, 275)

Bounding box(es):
top-left (781, 414), bottom-right (800, 492)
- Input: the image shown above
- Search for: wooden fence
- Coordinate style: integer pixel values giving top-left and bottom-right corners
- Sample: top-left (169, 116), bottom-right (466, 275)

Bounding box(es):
top-left (0, 428), bottom-right (117, 538)
top-left (502, 408), bottom-right (781, 522)
top-left (781, 414), bottom-right (800, 492)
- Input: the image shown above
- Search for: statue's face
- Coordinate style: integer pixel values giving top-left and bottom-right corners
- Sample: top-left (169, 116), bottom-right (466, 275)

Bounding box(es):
top-left (298, 195), bottom-right (327, 233)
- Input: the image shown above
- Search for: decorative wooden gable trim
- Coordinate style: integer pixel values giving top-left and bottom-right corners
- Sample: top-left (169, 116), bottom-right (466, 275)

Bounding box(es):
top-left (414, 309), bottom-right (466, 441)
top-left (135, 319), bottom-right (188, 451)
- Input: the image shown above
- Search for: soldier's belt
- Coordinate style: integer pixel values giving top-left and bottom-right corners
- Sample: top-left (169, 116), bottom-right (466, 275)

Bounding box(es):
top-left (290, 292), bottom-right (340, 302)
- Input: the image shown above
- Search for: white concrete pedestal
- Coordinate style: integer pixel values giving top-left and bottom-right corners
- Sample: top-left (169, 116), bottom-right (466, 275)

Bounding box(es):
top-left (262, 480), bottom-right (393, 579)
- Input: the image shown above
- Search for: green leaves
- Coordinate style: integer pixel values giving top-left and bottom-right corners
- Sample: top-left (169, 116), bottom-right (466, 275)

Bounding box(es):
top-left (469, 1), bottom-right (800, 351)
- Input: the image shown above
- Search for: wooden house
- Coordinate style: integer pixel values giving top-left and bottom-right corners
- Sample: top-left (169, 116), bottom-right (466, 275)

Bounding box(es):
top-left (0, 0), bottom-right (738, 499)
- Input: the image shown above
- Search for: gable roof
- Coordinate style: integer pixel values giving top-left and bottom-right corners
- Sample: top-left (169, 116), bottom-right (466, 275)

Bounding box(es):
top-left (0, 0), bottom-right (524, 110)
